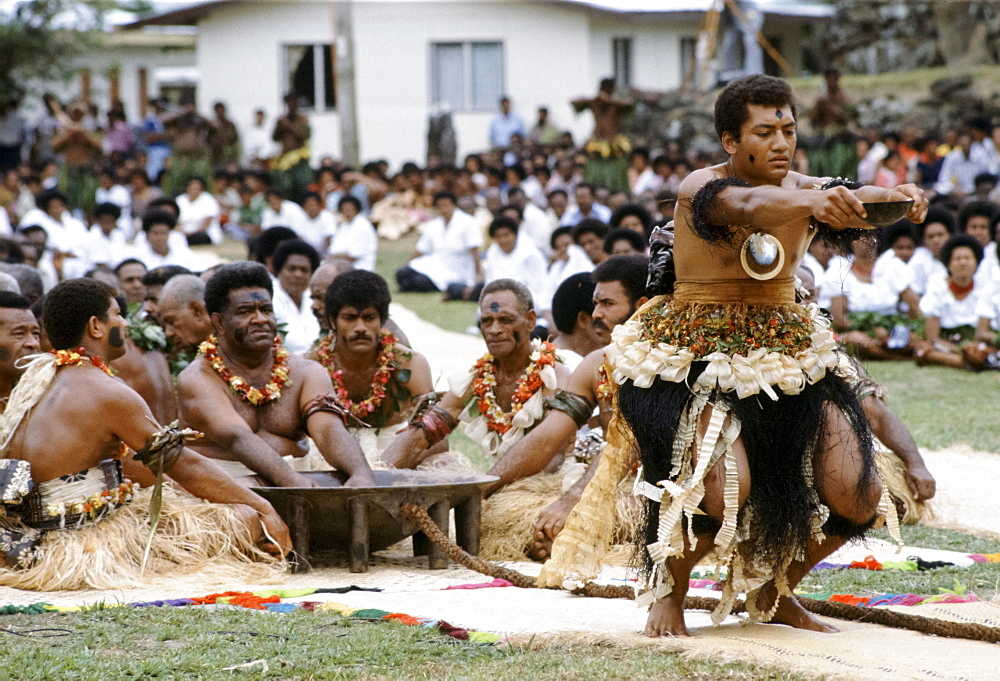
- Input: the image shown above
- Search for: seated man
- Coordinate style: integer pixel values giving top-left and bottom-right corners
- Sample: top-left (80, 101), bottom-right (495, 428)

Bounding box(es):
top-left (0, 278), bottom-right (291, 591)
top-left (477, 256), bottom-right (650, 560)
top-left (308, 270), bottom-right (434, 464)
top-left (0, 291), bottom-right (41, 404)
top-left (381, 279), bottom-right (571, 470)
top-left (177, 261), bottom-right (375, 488)
top-left (549, 272), bottom-right (603, 371)
top-left (158, 274), bottom-right (214, 350)
top-left (310, 262), bottom-right (410, 347)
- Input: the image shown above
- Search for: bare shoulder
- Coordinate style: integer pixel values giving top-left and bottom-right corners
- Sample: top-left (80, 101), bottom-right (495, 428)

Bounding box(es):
top-left (392, 342), bottom-right (419, 364)
top-left (288, 354), bottom-right (329, 383)
top-left (69, 368), bottom-right (149, 411)
top-left (678, 165), bottom-right (729, 199)
top-left (176, 355), bottom-right (215, 393)
top-left (579, 347), bottom-right (607, 375)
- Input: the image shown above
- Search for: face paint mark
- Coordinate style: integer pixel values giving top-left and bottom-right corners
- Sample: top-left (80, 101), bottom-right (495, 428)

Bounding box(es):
top-left (0, 347), bottom-right (11, 362)
top-left (249, 292), bottom-right (267, 302)
top-left (489, 301), bottom-right (500, 313)
top-left (512, 331), bottom-right (522, 345)
top-left (749, 154), bottom-right (755, 164)
top-left (109, 326), bottom-right (125, 348)
top-left (775, 109), bottom-right (783, 119)
top-left (234, 328), bottom-right (246, 344)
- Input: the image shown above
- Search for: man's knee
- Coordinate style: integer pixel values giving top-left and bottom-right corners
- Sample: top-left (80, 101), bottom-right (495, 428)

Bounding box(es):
top-left (822, 477), bottom-right (882, 538)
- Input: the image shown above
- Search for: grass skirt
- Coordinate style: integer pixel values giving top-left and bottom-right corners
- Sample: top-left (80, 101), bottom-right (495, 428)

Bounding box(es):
top-left (0, 483), bottom-right (285, 591)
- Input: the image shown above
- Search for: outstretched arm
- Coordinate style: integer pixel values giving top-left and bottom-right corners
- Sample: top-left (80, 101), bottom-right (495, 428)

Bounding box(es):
top-left (176, 366), bottom-right (315, 488)
top-left (863, 396), bottom-right (935, 501)
top-left (380, 390), bottom-right (466, 469)
top-left (109, 384), bottom-right (292, 556)
top-left (298, 360), bottom-right (375, 487)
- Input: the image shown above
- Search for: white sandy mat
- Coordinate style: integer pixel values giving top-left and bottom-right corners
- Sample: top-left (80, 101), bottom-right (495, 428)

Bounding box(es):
top-left (1, 542), bottom-right (998, 681)
top-left (921, 445), bottom-right (1000, 540)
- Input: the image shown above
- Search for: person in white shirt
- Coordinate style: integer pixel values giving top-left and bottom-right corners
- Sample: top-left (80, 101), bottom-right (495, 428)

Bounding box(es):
top-left (243, 109), bottom-right (277, 169)
top-left (80, 202), bottom-right (130, 271)
top-left (328, 195), bottom-right (377, 272)
top-left (298, 192), bottom-right (336, 253)
top-left (478, 217), bottom-right (547, 307)
top-left (559, 183), bottom-right (612, 227)
top-left (538, 226), bottom-right (594, 327)
top-left (175, 177), bottom-right (223, 245)
top-left (934, 133), bottom-right (990, 199)
top-left (17, 189), bottom-right (88, 280)
top-left (628, 148), bottom-right (661, 197)
top-left (956, 200), bottom-right (999, 288)
top-left (396, 191), bottom-right (483, 294)
top-left (508, 186), bottom-right (554, 257)
top-left (132, 210), bottom-right (195, 270)
top-left (261, 189), bottom-right (309, 235)
top-left (270, 239), bottom-right (321, 355)
top-left (95, 167), bottom-right (132, 232)
top-left (908, 207), bottom-right (954, 297)
top-left (914, 234), bottom-right (984, 369)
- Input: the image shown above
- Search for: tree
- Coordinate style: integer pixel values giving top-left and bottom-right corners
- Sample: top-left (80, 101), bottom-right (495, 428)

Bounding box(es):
top-left (0, 0), bottom-right (149, 105)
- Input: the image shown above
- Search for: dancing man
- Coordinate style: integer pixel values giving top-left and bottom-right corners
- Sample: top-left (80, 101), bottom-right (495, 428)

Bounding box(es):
top-left (540, 75), bottom-right (927, 637)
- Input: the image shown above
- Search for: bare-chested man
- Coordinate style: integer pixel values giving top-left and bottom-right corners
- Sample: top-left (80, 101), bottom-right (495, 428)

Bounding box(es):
top-left (381, 279), bottom-right (571, 470)
top-left (51, 102), bottom-right (102, 215)
top-left (572, 78), bottom-right (633, 193)
top-left (271, 94), bottom-right (312, 202)
top-left (177, 262), bottom-right (375, 488)
top-left (310, 263), bottom-right (411, 347)
top-left (0, 278), bottom-right (291, 581)
top-left (543, 75), bottom-right (928, 638)
top-left (308, 270), bottom-right (433, 463)
top-left (0, 292), bottom-right (40, 406)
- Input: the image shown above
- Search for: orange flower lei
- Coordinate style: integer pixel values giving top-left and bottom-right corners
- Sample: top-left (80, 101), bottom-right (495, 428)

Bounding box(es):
top-left (317, 331), bottom-right (398, 420)
top-left (472, 341), bottom-right (558, 435)
top-left (52, 348), bottom-right (127, 458)
top-left (595, 363), bottom-right (614, 402)
top-left (52, 347), bottom-right (115, 377)
top-left (198, 334), bottom-right (291, 406)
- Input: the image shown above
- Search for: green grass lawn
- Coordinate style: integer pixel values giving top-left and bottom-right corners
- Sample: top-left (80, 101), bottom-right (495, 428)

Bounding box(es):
top-left (0, 607), bottom-right (806, 681)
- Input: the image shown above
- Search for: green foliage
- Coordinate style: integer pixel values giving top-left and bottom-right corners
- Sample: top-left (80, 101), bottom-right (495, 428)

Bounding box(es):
top-left (0, 0), bottom-right (150, 104)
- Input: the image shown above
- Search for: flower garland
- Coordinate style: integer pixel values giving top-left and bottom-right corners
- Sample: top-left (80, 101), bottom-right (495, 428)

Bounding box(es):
top-left (472, 341), bottom-right (558, 436)
top-left (43, 482), bottom-right (136, 522)
top-left (198, 334), bottom-right (291, 406)
top-left (53, 347), bottom-right (115, 377)
top-left (316, 331), bottom-right (401, 422)
top-left (595, 363), bottom-right (614, 402)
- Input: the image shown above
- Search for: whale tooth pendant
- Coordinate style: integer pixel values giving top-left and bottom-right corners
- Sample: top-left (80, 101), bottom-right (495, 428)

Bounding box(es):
top-left (740, 232), bottom-right (785, 280)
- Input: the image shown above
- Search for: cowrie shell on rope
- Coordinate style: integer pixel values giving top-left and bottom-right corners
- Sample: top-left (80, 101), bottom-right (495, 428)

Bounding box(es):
top-left (739, 232), bottom-right (785, 280)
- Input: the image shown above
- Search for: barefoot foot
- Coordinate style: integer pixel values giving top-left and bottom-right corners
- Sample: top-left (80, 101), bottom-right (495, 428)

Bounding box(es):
top-left (758, 588), bottom-right (838, 633)
top-left (645, 594), bottom-right (689, 637)
top-left (526, 531), bottom-right (551, 561)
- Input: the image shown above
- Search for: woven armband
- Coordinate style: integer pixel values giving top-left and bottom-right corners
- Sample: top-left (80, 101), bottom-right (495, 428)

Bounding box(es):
top-left (410, 406), bottom-right (457, 447)
top-left (690, 177), bottom-right (750, 245)
top-left (543, 389), bottom-right (593, 428)
top-left (302, 393), bottom-right (366, 428)
top-left (133, 421), bottom-right (200, 474)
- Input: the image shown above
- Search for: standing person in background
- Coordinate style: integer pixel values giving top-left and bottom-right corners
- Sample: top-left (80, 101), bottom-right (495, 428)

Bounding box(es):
top-left (208, 101), bottom-right (241, 170)
top-left (0, 100), bottom-right (28, 174)
top-left (142, 98), bottom-right (172, 183)
top-left (52, 102), bottom-right (102, 217)
top-left (529, 106), bottom-right (560, 146)
top-left (808, 65), bottom-right (857, 180)
top-left (162, 95), bottom-right (215, 198)
top-left (271, 94), bottom-right (312, 202)
top-left (244, 109), bottom-right (275, 170)
top-left (572, 78), bottom-right (633, 193)
top-left (489, 97), bottom-right (526, 150)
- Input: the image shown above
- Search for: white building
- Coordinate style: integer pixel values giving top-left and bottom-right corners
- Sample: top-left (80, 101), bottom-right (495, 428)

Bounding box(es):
top-left (127, 0), bottom-right (833, 167)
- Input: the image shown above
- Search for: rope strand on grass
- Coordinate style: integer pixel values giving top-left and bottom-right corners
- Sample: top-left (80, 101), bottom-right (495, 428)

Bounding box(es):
top-left (400, 503), bottom-right (1000, 644)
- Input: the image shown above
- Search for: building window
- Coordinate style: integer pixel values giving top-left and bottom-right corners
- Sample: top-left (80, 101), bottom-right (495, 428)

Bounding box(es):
top-left (431, 41), bottom-right (503, 112)
top-left (612, 37), bottom-right (632, 87)
top-left (284, 44), bottom-right (336, 111)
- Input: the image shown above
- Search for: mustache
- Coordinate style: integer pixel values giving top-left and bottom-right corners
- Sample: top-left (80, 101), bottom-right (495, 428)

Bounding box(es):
top-left (349, 333), bottom-right (373, 342)
top-left (591, 319), bottom-right (609, 332)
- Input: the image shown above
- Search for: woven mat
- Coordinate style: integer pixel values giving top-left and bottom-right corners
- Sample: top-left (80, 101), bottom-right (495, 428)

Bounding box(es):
top-left (2, 539), bottom-right (999, 681)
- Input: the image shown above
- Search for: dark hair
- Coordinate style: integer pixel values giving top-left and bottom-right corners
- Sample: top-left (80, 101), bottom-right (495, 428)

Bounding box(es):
top-left (958, 200), bottom-right (996, 240)
top-left (603, 227), bottom-right (646, 255)
top-left (480, 278), bottom-right (534, 314)
top-left (609, 203), bottom-right (654, 237)
top-left (592, 254), bottom-right (649, 305)
top-left (432, 191), bottom-right (457, 206)
top-left (919, 206), bottom-right (956, 243)
top-left (324, 270), bottom-right (391, 324)
top-left (0, 238), bottom-right (24, 264)
top-left (884, 220), bottom-right (917, 249)
top-left (114, 258), bottom-right (147, 277)
top-left (142, 265), bottom-right (192, 288)
top-left (547, 189), bottom-right (568, 202)
top-left (714, 74), bottom-right (797, 142)
top-left (940, 233), bottom-right (984, 269)
top-left (505, 164), bottom-right (527, 181)
top-left (549, 225), bottom-right (574, 250)
top-left (204, 261), bottom-right (274, 315)
top-left (253, 226), bottom-right (299, 263)
top-left (142, 209), bottom-right (177, 232)
top-left (338, 195), bottom-right (362, 213)
top-left (0, 291), bottom-right (30, 310)
top-left (551, 272), bottom-right (595, 334)
top-left (301, 191), bottom-right (322, 204)
top-left (42, 278), bottom-right (117, 350)
top-left (575, 182), bottom-right (596, 197)
top-left (573, 218), bottom-right (608, 243)
top-left (186, 176), bottom-right (207, 190)
top-left (272, 239), bottom-right (320, 275)
top-left (146, 196), bottom-right (179, 216)
top-left (35, 189), bottom-right (68, 212)
top-left (498, 203), bottom-right (523, 220)
top-left (488, 216), bottom-right (519, 239)
top-left (94, 202), bottom-right (122, 220)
